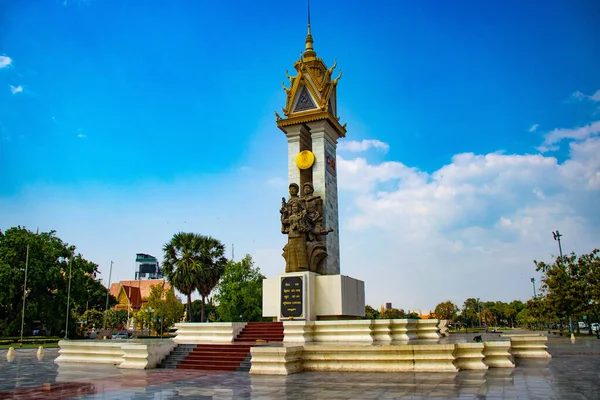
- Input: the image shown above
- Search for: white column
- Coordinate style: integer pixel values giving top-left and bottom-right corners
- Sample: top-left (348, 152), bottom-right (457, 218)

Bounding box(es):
top-left (307, 120), bottom-right (340, 275)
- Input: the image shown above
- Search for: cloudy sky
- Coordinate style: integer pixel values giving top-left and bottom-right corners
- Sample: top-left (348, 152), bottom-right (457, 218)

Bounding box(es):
top-left (1, 0), bottom-right (599, 312)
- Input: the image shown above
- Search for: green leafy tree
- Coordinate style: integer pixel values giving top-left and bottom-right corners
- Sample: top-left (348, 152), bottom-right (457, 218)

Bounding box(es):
top-left (405, 312), bottom-right (420, 319)
top-left (215, 255), bottom-right (266, 322)
top-left (364, 305), bottom-right (380, 319)
top-left (434, 300), bottom-right (459, 321)
top-left (162, 232), bottom-right (228, 322)
top-left (0, 227), bottom-right (110, 337)
top-left (503, 300), bottom-right (524, 328)
top-left (79, 309), bottom-right (104, 332)
top-left (461, 298), bottom-right (483, 328)
top-left (379, 308), bottom-right (406, 319)
top-left (162, 232), bottom-right (202, 322)
top-left (535, 249), bottom-right (600, 333)
top-left (139, 285), bottom-right (184, 334)
top-left (105, 309), bottom-right (128, 330)
top-left (194, 236), bottom-right (227, 322)
top-left (192, 299), bottom-right (219, 322)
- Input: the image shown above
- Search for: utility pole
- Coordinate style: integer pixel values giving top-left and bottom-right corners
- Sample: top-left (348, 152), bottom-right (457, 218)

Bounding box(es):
top-left (64, 257), bottom-right (73, 339)
top-left (19, 245), bottom-right (30, 347)
top-left (103, 261), bottom-right (114, 330)
top-left (530, 277), bottom-right (536, 298)
top-left (477, 298), bottom-right (482, 328)
top-left (552, 230), bottom-right (563, 258)
top-left (553, 230), bottom-right (573, 336)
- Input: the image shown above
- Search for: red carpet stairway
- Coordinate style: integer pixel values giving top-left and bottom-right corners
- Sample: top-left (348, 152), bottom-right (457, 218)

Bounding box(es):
top-left (158, 322), bottom-right (284, 371)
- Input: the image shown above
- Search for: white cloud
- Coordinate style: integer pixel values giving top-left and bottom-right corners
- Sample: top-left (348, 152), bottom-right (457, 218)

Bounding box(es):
top-left (336, 131), bottom-right (600, 310)
top-left (9, 85), bottom-right (23, 94)
top-left (529, 124), bottom-right (539, 132)
top-left (337, 156), bottom-right (422, 192)
top-left (77, 133), bottom-right (86, 138)
top-left (539, 120), bottom-right (600, 151)
top-left (572, 89), bottom-right (600, 102)
top-left (0, 56), bottom-right (12, 68)
top-left (338, 139), bottom-right (390, 153)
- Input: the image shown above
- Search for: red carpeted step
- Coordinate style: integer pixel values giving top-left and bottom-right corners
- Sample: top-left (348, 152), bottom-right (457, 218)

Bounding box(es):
top-left (177, 364), bottom-right (239, 371)
top-left (176, 343), bottom-right (253, 371)
top-left (234, 322), bottom-right (284, 342)
top-left (174, 323), bottom-right (285, 371)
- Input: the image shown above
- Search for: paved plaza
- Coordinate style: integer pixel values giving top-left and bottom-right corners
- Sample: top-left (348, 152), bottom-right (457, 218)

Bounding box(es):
top-left (1, 334), bottom-right (599, 399)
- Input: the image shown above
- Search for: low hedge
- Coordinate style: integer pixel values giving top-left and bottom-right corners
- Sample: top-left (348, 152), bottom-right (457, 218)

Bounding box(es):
top-left (0, 337), bottom-right (60, 344)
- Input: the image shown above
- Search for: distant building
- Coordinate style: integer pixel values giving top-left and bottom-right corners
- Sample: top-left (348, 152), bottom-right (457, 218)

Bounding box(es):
top-left (134, 253), bottom-right (164, 280)
top-left (109, 279), bottom-right (172, 312)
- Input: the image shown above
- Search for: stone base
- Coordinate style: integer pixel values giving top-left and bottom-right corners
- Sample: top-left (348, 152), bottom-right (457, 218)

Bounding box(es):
top-left (262, 273), bottom-right (365, 321)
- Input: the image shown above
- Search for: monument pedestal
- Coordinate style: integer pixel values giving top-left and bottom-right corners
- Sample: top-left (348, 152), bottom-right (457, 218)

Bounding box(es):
top-left (262, 272), bottom-right (365, 321)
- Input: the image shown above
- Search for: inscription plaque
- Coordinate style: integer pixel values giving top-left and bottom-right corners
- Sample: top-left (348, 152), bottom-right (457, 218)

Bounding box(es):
top-left (280, 276), bottom-right (304, 319)
top-left (325, 150), bottom-right (336, 176)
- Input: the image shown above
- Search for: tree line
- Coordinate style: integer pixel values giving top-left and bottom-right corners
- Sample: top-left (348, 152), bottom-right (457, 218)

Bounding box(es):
top-left (0, 227), bottom-right (268, 337)
top-left (529, 249), bottom-right (599, 332)
top-left (0, 227), bottom-right (116, 337)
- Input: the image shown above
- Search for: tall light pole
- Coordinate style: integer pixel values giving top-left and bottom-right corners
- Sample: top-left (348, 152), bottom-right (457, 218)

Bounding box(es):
top-left (103, 261), bottom-right (114, 330)
top-left (552, 230), bottom-right (563, 259)
top-left (477, 298), bottom-right (482, 328)
top-left (64, 257), bottom-right (73, 339)
top-left (553, 230), bottom-right (573, 335)
top-left (148, 307), bottom-right (155, 336)
top-left (530, 277), bottom-right (536, 298)
top-left (19, 245), bottom-right (30, 347)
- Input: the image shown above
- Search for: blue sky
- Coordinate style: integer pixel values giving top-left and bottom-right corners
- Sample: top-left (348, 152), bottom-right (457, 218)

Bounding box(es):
top-left (1, 0), bottom-right (599, 312)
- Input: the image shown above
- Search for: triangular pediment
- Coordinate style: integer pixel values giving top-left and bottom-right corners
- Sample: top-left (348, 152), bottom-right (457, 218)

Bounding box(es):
top-left (293, 85), bottom-right (317, 112)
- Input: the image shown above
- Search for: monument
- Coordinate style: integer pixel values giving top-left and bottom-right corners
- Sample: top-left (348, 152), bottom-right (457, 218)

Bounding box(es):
top-left (262, 15), bottom-right (365, 321)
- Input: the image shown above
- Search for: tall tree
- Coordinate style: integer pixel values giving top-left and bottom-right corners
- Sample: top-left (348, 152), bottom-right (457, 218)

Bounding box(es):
top-left (364, 305), bottom-right (380, 320)
top-left (215, 255), bottom-right (266, 322)
top-left (434, 300), bottom-right (459, 321)
top-left (461, 298), bottom-right (482, 328)
top-left (139, 284), bottom-right (184, 334)
top-left (194, 236), bottom-right (227, 322)
top-left (380, 308), bottom-right (406, 319)
top-left (0, 227), bottom-right (109, 336)
top-left (535, 249), bottom-right (600, 332)
top-left (162, 232), bottom-right (203, 322)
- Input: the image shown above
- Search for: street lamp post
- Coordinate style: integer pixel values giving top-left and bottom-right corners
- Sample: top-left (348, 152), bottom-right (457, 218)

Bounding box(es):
top-left (103, 261), bottom-right (114, 330)
top-left (64, 257), bottom-right (73, 339)
top-left (148, 307), bottom-right (155, 336)
top-left (552, 230), bottom-right (563, 259)
top-left (19, 245), bottom-right (30, 347)
top-left (530, 277), bottom-right (536, 298)
top-left (477, 298), bottom-right (482, 328)
top-left (553, 230), bottom-right (573, 335)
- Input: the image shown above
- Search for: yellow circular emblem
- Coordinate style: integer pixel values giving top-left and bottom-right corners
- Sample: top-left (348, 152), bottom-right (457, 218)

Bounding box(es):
top-left (296, 150), bottom-right (315, 170)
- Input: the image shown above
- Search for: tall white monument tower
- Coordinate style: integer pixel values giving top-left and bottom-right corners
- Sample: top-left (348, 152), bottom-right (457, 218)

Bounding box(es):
top-left (276, 16), bottom-right (346, 276)
top-left (262, 13), bottom-right (365, 321)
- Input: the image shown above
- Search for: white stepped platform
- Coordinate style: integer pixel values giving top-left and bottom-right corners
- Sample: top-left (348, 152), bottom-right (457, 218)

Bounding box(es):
top-left (173, 322), bottom-right (247, 344)
top-left (500, 334), bottom-right (551, 359)
top-left (56, 339), bottom-right (175, 369)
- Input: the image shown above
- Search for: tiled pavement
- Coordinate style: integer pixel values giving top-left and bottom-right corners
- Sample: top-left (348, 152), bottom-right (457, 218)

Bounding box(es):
top-left (1, 334), bottom-right (599, 399)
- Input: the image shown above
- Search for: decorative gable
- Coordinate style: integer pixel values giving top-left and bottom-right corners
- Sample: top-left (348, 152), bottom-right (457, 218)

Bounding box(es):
top-left (293, 86), bottom-right (317, 112)
top-left (276, 23), bottom-right (347, 138)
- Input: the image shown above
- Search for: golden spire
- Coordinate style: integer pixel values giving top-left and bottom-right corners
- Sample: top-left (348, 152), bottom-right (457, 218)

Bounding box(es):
top-left (304, 0), bottom-right (316, 58)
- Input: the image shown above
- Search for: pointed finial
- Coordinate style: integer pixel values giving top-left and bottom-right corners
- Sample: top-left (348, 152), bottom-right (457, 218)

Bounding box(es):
top-left (308, 0), bottom-right (311, 35)
top-left (304, 0), bottom-right (316, 58)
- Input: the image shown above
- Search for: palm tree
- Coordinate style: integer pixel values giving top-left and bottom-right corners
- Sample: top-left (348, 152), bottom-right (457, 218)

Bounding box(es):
top-left (195, 236), bottom-right (227, 322)
top-left (162, 232), bottom-right (202, 322)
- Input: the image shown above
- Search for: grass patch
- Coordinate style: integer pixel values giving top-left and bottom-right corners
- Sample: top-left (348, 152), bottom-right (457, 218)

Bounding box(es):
top-left (0, 342), bottom-right (59, 349)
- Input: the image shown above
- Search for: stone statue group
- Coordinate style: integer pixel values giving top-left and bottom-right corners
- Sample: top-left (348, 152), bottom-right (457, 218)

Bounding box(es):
top-left (280, 182), bottom-right (333, 274)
